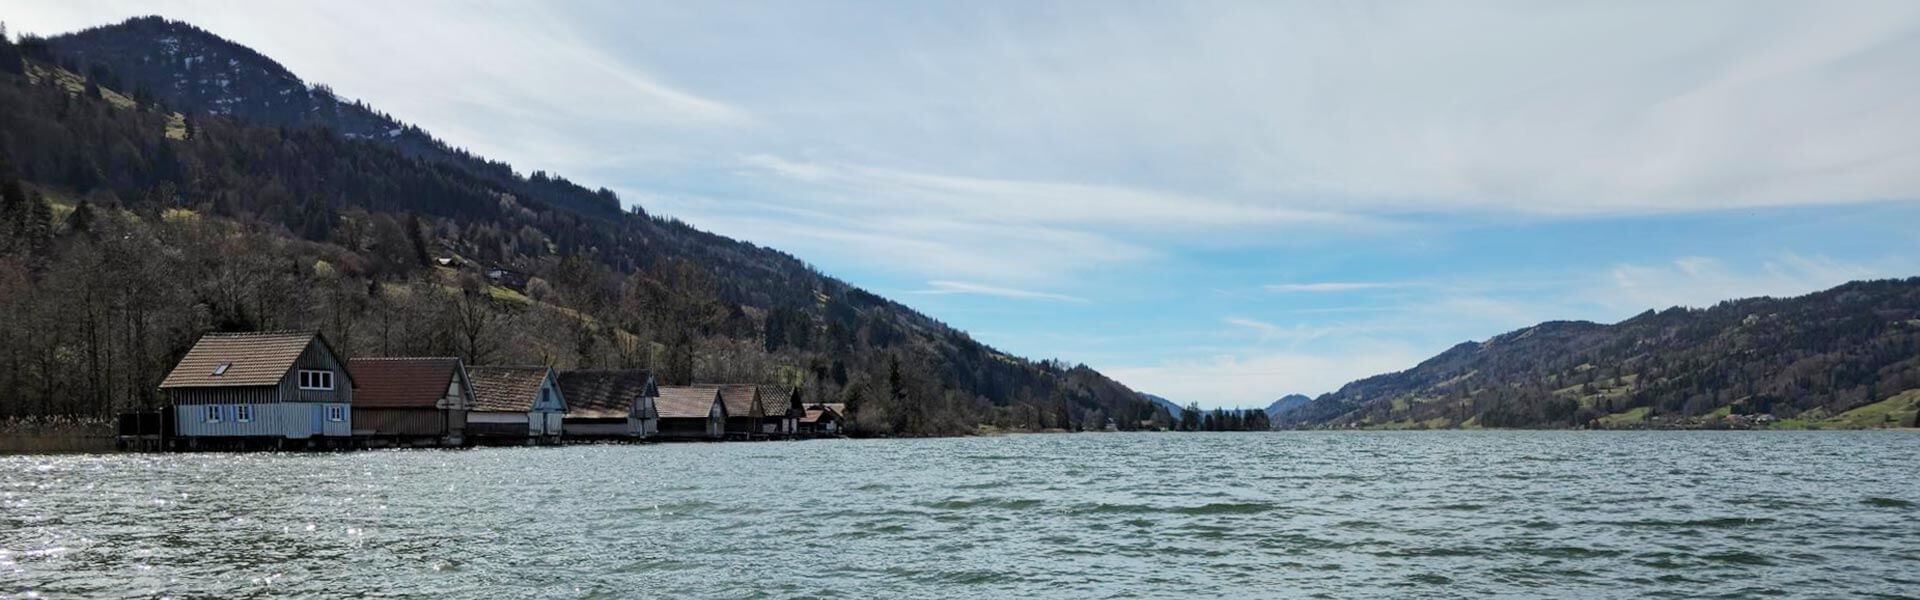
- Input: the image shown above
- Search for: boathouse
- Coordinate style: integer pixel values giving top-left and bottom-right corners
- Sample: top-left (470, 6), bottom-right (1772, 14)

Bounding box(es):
top-left (656, 385), bottom-right (726, 440)
top-left (347, 357), bottom-right (474, 446)
top-left (465, 366), bottom-right (566, 444)
top-left (557, 370), bottom-right (660, 439)
top-left (798, 402), bottom-right (845, 437)
top-left (758, 386), bottom-right (802, 437)
top-left (718, 384), bottom-right (763, 439)
top-left (158, 331), bottom-right (354, 446)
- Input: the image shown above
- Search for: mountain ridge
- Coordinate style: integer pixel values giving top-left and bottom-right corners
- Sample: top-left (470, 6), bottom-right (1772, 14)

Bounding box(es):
top-left (1281, 279), bottom-right (1920, 429)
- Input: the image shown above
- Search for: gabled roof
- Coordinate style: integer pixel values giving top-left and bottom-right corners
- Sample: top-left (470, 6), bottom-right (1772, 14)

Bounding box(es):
top-left (657, 385), bottom-right (723, 419)
top-left (716, 383), bottom-right (759, 417)
top-left (349, 357), bottom-right (465, 409)
top-left (160, 331), bottom-right (336, 389)
top-left (800, 407), bottom-right (842, 424)
top-left (757, 385), bottom-right (799, 417)
top-left (466, 366), bottom-right (553, 412)
top-left (558, 370), bottom-right (657, 419)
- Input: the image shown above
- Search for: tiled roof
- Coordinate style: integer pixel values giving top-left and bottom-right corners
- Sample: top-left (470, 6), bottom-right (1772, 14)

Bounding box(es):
top-left (657, 385), bottom-right (722, 419)
top-left (716, 384), bottom-right (759, 417)
top-left (348, 358), bottom-right (462, 409)
top-left (466, 366), bottom-right (551, 412)
top-left (160, 331), bottom-right (321, 389)
top-left (758, 386), bottom-right (799, 417)
top-left (558, 370), bottom-right (655, 419)
top-left (800, 407), bottom-right (841, 424)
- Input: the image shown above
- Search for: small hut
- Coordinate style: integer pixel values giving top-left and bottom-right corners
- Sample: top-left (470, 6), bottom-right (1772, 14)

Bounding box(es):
top-left (757, 386), bottom-right (802, 437)
top-left (557, 370), bottom-right (660, 440)
top-left (798, 402), bottom-right (846, 437)
top-left (465, 366), bottom-right (566, 444)
top-left (347, 357), bottom-right (474, 447)
top-left (718, 384), bottom-right (762, 439)
top-left (158, 331), bottom-right (355, 448)
top-left (656, 385), bottom-right (726, 440)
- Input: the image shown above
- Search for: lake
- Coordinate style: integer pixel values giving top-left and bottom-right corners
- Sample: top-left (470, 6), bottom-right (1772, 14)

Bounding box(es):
top-left (2, 431), bottom-right (1916, 598)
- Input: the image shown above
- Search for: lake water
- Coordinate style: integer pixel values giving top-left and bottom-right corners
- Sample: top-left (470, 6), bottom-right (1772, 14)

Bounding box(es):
top-left (3, 431), bottom-right (1917, 598)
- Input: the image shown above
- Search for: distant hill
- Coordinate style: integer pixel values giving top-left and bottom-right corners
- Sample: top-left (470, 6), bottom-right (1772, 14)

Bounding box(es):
top-left (1143, 393), bottom-right (1186, 419)
top-left (0, 16), bottom-right (1157, 434)
top-left (1279, 279), bottom-right (1920, 429)
top-left (1264, 394), bottom-right (1311, 420)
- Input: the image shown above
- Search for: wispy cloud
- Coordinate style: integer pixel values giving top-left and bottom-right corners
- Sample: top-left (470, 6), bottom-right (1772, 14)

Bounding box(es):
top-left (1601, 253), bottom-right (1897, 314)
top-left (1264, 282), bottom-right (1414, 294)
top-left (911, 280), bottom-right (1088, 303)
top-left (1105, 344), bottom-right (1431, 408)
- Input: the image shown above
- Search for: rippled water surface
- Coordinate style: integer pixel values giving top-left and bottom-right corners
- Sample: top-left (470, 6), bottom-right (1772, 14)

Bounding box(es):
top-left (4, 432), bottom-right (1918, 598)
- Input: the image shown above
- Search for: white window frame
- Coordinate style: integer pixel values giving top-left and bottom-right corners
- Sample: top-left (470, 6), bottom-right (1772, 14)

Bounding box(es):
top-left (299, 370), bottom-right (335, 391)
top-left (326, 405), bottom-right (346, 422)
top-left (205, 405), bottom-right (222, 423)
top-left (235, 405), bottom-right (252, 423)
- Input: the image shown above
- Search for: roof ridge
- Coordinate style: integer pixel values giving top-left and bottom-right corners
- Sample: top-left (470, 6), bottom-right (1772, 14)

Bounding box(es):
top-left (349, 356), bottom-right (460, 361)
top-left (201, 330), bottom-right (317, 337)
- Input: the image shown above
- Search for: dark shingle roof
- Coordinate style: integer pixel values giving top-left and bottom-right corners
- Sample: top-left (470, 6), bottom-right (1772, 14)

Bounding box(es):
top-left (557, 370), bottom-right (656, 419)
top-left (160, 331), bottom-right (322, 389)
top-left (758, 386), bottom-right (798, 417)
top-left (657, 385), bottom-right (722, 419)
top-left (348, 357), bottom-right (464, 409)
top-left (717, 384), bottom-right (759, 417)
top-left (466, 366), bottom-right (552, 412)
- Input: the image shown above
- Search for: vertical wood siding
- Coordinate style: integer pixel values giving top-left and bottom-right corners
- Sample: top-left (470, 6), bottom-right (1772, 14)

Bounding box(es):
top-left (274, 341), bottom-right (353, 405)
top-left (172, 402), bottom-right (351, 438)
top-left (354, 408), bottom-right (447, 437)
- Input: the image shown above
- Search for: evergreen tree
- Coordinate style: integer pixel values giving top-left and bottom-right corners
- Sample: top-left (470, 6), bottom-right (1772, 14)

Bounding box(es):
top-left (65, 200), bottom-right (94, 235)
top-left (405, 213), bottom-right (431, 266)
top-left (24, 191), bottom-right (52, 256)
top-left (0, 176), bottom-right (24, 252)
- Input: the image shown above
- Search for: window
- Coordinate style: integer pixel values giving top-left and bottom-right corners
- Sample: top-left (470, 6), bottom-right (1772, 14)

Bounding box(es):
top-left (235, 405), bottom-right (252, 422)
top-left (205, 405), bottom-right (222, 423)
top-left (299, 370), bottom-right (335, 390)
top-left (210, 362), bottom-right (231, 376)
top-left (326, 405), bottom-right (346, 422)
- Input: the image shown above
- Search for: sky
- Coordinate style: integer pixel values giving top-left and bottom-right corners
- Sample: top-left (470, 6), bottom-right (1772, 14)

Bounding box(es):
top-left (11, 1), bottom-right (1920, 408)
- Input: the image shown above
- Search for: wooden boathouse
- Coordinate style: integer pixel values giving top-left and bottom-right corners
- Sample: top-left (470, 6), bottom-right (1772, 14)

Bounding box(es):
top-left (718, 384), bottom-right (763, 440)
top-left (347, 357), bottom-right (475, 447)
top-left (799, 402), bottom-right (845, 437)
top-left (557, 370), bottom-right (660, 440)
top-left (465, 366), bottom-right (566, 445)
top-left (157, 330), bottom-right (354, 449)
top-left (656, 385), bottom-right (727, 440)
top-left (758, 386), bottom-right (802, 437)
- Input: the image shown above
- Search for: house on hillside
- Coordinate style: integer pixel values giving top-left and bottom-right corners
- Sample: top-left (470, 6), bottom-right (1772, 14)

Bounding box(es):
top-left (485, 265), bottom-right (528, 290)
top-left (718, 384), bottom-right (763, 439)
top-left (758, 386), bottom-right (802, 437)
top-left (656, 385), bottom-right (726, 440)
top-left (158, 331), bottom-right (354, 448)
top-left (558, 370), bottom-right (660, 439)
top-left (465, 366), bottom-right (566, 444)
top-left (347, 357), bottom-right (474, 447)
top-left (798, 402), bottom-right (845, 437)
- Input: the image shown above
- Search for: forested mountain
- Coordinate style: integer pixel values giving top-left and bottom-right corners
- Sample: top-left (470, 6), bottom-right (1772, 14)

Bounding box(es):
top-left (1263, 394), bottom-right (1309, 421)
top-left (42, 16), bottom-right (621, 218)
top-left (1280, 279), bottom-right (1920, 429)
top-left (0, 16), bottom-right (1166, 435)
